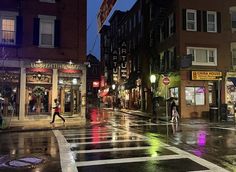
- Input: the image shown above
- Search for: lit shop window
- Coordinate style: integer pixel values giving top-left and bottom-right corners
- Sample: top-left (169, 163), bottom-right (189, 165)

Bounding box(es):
top-left (170, 87), bottom-right (179, 104)
top-left (1, 18), bottom-right (16, 44)
top-left (185, 87), bottom-right (205, 105)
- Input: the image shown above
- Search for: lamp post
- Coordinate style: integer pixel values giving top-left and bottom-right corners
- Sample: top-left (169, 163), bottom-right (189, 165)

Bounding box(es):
top-left (150, 74), bottom-right (156, 114)
top-left (112, 84), bottom-right (116, 109)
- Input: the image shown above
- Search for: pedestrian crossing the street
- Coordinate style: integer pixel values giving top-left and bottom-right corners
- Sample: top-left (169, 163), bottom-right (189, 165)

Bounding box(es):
top-left (53, 126), bottom-right (229, 172)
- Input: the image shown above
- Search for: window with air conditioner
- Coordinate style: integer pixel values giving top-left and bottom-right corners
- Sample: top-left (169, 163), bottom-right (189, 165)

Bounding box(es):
top-left (187, 47), bottom-right (217, 66)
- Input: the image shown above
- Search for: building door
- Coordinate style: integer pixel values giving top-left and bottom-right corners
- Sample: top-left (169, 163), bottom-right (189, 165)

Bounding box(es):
top-left (59, 85), bottom-right (80, 115)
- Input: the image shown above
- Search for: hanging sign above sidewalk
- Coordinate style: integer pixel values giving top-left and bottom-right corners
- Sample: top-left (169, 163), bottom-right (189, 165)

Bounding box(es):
top-left (191, 71), bottom-right (222, 80)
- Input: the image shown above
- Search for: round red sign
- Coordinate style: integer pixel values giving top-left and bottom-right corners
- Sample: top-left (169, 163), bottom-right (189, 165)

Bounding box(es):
top-left (163, 77), bottom-right (170, 85)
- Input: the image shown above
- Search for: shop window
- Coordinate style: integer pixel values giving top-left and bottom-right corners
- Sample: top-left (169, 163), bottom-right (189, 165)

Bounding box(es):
top-left (170, 87), bottom-right (179, 104)
top-left (185, 87), bottom-right (205, 105)
top-left (187, 47), bottom-right (217, 66)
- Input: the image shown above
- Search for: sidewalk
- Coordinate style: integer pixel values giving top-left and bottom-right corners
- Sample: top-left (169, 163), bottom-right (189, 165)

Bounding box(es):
top-left (114, 108), bottom-right (236, 128)
top-left (0, 116), bottom-right (86, 133)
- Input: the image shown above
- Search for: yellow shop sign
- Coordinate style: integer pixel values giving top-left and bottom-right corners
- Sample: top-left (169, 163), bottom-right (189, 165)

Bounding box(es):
top-left (191, 71), bottom-right (222, 80)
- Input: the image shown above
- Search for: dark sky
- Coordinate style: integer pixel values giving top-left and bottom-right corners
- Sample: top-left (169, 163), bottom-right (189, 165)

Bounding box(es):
top-left (87, 0), bottom-right (137, 60)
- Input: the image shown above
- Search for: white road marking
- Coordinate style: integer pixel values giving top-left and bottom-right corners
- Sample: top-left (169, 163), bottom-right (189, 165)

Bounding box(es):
top-left (55, 121), bottom-right (230, 172)
top-left (69, 138), bottom-right (147, 146)
top-left (167, 146), bottom-right (229, 172)
top-left (53, 130), bottom-right (77, 172)
top-left (210, 127), bottom-right (236, 131)
top-left (75, 155), bottom-right (184, 167)
top-left (72, 146), bottom-right (151, 154)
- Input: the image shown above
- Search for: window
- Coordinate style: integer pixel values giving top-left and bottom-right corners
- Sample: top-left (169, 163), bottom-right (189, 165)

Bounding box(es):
top-left (0, 11), bottom-right (18, 45)
top-left (233, 49), bottom-right (236, 66)
top-left (138, 10), bottom-right (141, 23)
top-left (170, 87), bottom-right (179, 104)
top-left (185, 87), bottom-right (205, 105)
top-left (169, 13), bottom-right (174, 35)
top-left (207, 11), bottom-right (217, 32)
top-left (186, 9), bottom-right (197, 31)
top-left (38, 15), bottom-right (56, 47)
top-left (232, 11), bottom-right (236, 30)
top-left (39, 0), bottom-right (55, 3)
top-left (187, 47), bottom-right (217, 66)
top-left (149, 3), bottom-right (154, 21)
top-left (160, 23), bottom-right (164, 41)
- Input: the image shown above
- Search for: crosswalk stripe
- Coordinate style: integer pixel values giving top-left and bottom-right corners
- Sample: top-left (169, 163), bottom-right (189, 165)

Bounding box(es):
top-left (72, 146), bottom-right (151, 154)
top-left (69, 138), bottom-right (148, 146)
top-left (75, 155), bottom-right (184, 167)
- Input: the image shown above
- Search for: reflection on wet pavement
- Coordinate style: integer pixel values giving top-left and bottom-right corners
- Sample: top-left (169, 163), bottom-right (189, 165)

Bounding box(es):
top-left (0, 131), bottom-right (61, 172)
top-left (53, 108), bottom-right (231, 172)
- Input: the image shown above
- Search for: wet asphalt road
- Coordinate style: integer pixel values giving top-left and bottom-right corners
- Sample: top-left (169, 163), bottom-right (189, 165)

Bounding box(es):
top-left (0, 108), bottom-right (236, 172)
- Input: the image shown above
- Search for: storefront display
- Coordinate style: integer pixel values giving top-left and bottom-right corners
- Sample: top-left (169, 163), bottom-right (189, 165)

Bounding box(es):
top-left (185, 87), bottom-right (205, 105)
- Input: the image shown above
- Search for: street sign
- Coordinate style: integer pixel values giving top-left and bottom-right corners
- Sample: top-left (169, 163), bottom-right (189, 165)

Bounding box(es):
top-left (163, 77), bottom-right (170, 85)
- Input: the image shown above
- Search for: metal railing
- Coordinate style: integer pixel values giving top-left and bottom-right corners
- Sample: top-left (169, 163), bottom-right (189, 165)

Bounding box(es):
top-left (0, 30), bottom-right (16, 45)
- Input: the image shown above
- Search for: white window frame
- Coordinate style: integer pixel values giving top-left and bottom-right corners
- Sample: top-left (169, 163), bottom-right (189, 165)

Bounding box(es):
top-left (0, 11), bottom-right (18, 45)
top-left (207, 11), bottom-right (217, 32)
top-left (38, 15), bottom-right (56, 48)
top-left (186, 9), bottom-right (197, 31)
top-left (39, 0), bottom-right (55, 3)
top-left (169, 13), bottom-right (174, 36)
top-left (230, 10), bottom-right (236, 32)
top-left (187, 47), bottom-right (217, 66)
top-left (185, 87), bottom-right (205, 106)
top-left (231, 43), bottom-right (236, 67)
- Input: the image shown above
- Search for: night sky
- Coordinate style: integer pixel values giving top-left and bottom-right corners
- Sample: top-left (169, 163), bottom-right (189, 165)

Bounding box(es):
top-left (87, 0), bottom-right (137, 60)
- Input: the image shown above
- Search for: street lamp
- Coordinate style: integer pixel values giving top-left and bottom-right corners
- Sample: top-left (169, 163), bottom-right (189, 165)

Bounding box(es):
top-left (112, 84), bottom-right (116, 109)
top-left (150, 74), bottom-right (157, 115)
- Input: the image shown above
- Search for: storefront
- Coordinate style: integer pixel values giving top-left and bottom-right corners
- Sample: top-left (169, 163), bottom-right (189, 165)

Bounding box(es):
top-left (0, 59), bottom-right (87, 123)
top-left (180, 70), bottom-right (222, 118)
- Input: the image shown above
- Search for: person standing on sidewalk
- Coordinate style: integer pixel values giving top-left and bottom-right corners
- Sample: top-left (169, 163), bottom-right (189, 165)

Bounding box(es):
top-left (50, 99), bottom-right (65, 124)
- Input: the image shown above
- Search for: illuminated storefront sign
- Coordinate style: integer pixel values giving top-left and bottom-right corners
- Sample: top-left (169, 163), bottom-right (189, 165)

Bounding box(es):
top-left (191, 71), bottom-right (222, 80)
top-left (30, 62), bottom-right (81, 70)
top-left (112, 49), bottom-right (118, 81)
top-left (93, 81), bottom-right (100, 88)
top-left (120, 41), bottom-right (127, 79)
